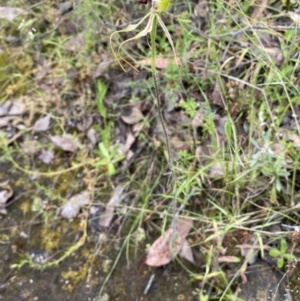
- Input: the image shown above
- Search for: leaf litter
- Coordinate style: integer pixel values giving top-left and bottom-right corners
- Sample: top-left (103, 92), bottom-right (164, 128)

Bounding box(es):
top-left (97, 185), bottom-right (125, 228)
top-left (1, 0), bottom-right (300, 299)
top-left (32, 115), bottom-right (51, 133)
top-left (61, 191), bottom-right (90, 219)
top-left (50, 133), bottom-right (79, 153)
top-left (0, 181), bottom-right (13, 215)
top-left (145, 217), bottom-right (193, 267)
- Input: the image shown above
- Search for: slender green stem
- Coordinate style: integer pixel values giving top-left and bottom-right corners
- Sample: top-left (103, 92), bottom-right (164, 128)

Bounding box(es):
top-left (150, 15), bottom-right (171, 164)
top-left (151, 14), bottom-right (177, 253)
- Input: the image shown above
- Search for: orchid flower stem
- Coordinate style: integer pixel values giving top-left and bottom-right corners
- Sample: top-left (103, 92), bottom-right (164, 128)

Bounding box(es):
top-left (150, 14), bottom-right (177, 247)
top-left (151, 16), bottom-right (171, 165)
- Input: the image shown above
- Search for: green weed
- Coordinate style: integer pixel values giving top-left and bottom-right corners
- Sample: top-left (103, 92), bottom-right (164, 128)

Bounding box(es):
top-left (269, 238), bottom-right (295, 269)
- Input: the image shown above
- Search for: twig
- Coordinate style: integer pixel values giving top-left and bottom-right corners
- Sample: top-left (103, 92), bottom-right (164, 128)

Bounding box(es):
top-left (143, 271), bottom-right (156, 294)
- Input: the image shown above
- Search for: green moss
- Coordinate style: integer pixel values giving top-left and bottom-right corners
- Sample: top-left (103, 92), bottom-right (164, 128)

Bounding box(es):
top-left (61, 261), bottom-right (89, 292)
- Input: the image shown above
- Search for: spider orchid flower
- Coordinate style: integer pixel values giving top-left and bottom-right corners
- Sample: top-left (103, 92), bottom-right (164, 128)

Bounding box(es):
top-left (110, 0), bottom-right (178, 72)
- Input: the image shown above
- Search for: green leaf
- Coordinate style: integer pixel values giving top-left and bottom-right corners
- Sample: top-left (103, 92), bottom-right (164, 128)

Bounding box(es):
top-left (99, 142), bottom-right (110, 158)
top-left (269, 247), bottom-right (281, 257)
top-left (107, 163), bottom-right (116, 176)
top-left (96, 80), bottom-right (107, 118)
top-left (283, 253), bottom-right (295, 260)
top-left (280, 239), bottom-right (287, 253)
top-left (277, 257), bottom-right (284, 268)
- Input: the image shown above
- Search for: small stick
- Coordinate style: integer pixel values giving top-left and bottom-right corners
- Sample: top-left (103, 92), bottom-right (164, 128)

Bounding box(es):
top-left (144, 271), bottom-right (156, 295)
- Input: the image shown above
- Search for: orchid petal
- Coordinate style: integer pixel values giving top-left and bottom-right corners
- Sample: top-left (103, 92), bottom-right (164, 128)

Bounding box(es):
top-left (118, 13), bottom-right (155, 55)
top-left (110, 12), bottom-right (151, 71)
top-left (156, 14), bottom-right (178, 66)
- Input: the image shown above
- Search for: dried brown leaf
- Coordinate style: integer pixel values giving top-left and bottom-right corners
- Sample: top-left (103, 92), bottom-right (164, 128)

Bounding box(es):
top-left (179, 239), bottom-right (195, 264)
top-left (63, 35), bottom-right (85, 53)
top-left (145, 217), bottom-right (193, 267)
top-left (58, 1), bottom-right (73, 15)
top-left (211, 79), bottom-right (225, 107)
top-left (94, 55), bottom-right (110, 78)
top-left (38, 149), bottom-right (55, 164)
top-left (191, 111), bottom-right (204, 128)
top-left (176, 218), bottom-right (193, 243)
top-left (137, 57), bottom-right (181, 69)
top-left (145, 228), bottom-right (174, 267)
top-left (33, 115), bottom-right (51, 132)
top-left (121, 107), bottom-right (143, 125)
top-left (50, 133), bottom-right (78, 152)
top-left (0, 181), bottom-right (13, 215)
top-left (124, 131), bottom-right (135, 153)
top-left (288, 11), bottom-right (300, 24)
top-left (0, 101), bottom-right (11, 116)
top-left (98, 185), bottom-right (124, 228)
top-left (0, 7), bottom-right (26, 21)
top-left (288, 133), bottom-right (300, 148)
top-left (76, 115), bottom-right (93, 132)
top-left (0, 117), bottom-right (12, 127)
top-left (8, 100), bottom-right (26, 116)
top-left (87, 128), bottom-right (99, 146)
top-left (21, 140), bottom-right (41, 155)
top-left (61, 191), bottom-right (90, 219)
top-left (252, 32), bottom-right (284, 66)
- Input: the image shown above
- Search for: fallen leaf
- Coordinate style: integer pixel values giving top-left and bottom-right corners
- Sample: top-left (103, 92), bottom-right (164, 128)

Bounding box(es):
top-left (8, 100), bottom-right (26, 116)
top-left (33, 115), bottom-right (51, 132)
top-left (21, 140), bottom-right (41, 155)
top-left (288, 11), bottom-right (300, 24)
top-left (0, 101), bottom-right (11, 116)
top-left (121, 107), bottom-right (143, 125)
top-left (38, 149), bottom-right (54, 164)
top-left (271, 142), bottom-right (285, 155)
top-left (0, 100), bottom-right (25, 117)
top-left (76, 115), bottom-right (93, 132)
top-left (209, 163), bottom-right (225, 177)
top-left (94, 54), bottom-right (110, 78)
top-left (98, 185), bottom-right (124, 228)
top-left (191, 111), bottom-right (204, 128)
top-left (87, 128), bottom-right (99, 146)
top-left (288, 133), bottom-right (300, 148)
top-left (61, 191), bottom-right (90, 219)
top-left (124, 131), bottom-right (135, 153)
top-left (0, 181), bottom-right (13, 215)
top-left (179, 239), bottom-right (195, 264)
top-left (145, 228), bottom-right (174, 267)
top-left (50, 133), bottom-right (78, 152)
top-left (63, 35), bottom-right (85, 53)
top-left (58, 1), bottom-right (73, 15)
top-left (0, 7), bottom-right (26, 21)
top-left (145, 217), bottom-right (193, 267)
top-left (211, 79), bottom-right (225, 107)
top-left (251, 32), bottom-right (284, 66)
top-left (170, 136), bottom-right (192, 152)
top-left (216, 116), bottom-right (228, 135)
top-left (137, 57), bottom-right (181, 69)
top-left (0, 117), bottom-right (12, 127)
top-left (176, 218), bottom-right (193, 242)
